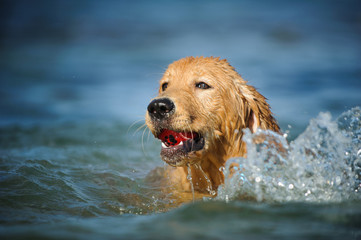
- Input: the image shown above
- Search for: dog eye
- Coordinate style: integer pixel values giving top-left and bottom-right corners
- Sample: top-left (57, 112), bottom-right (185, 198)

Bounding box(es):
top-left (161, 83), bottom-right (168, 91)
top-left (196, 82), bottom-right (211, 89)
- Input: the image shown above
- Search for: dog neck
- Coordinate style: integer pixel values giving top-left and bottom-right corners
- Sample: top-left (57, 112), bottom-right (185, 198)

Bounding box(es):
top-left (181, 134), bottom-right (247, 194)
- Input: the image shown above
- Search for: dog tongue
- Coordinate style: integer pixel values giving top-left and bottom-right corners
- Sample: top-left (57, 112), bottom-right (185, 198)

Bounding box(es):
top-left (158, 129), bottom-right (197, 147)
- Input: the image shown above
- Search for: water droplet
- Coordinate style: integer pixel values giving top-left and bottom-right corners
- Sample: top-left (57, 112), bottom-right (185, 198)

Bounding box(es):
top-left (357, 149), bottom-right (361, 157)
top-left (288, 184), bottom-right (294, 190)
top-left (197, 164), bottom-right (214, 195)
top-left (187, 164), bottom-right (195, 202)
top-left (119, 207), bottom-right (126, 214)
top-left (278, 182), bottom-right (285, 187)
top-left (255, 177), bottom-right (261, 183)
top-left (305, 189), bottom-right (311, 196)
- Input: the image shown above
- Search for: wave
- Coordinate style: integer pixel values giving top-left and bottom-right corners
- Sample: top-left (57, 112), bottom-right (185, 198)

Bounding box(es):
top-left (217, 107), bottom-right (361, 203)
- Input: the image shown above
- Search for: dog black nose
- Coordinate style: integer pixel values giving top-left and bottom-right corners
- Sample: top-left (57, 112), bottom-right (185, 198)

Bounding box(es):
top-left (147, 98), bottom-right (175, 120)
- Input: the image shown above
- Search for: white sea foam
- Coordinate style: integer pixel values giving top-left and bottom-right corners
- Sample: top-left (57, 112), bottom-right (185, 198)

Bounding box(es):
top-left (217, 107), bottom-right (361, 203)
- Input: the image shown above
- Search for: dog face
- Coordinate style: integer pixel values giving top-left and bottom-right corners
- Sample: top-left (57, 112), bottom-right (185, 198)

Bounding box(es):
top-left (146, 57), bottom-right (279, 167)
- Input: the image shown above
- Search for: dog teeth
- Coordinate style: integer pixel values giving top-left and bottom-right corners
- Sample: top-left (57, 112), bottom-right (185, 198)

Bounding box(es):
top-left (161, 141), bottom-right (184, 148)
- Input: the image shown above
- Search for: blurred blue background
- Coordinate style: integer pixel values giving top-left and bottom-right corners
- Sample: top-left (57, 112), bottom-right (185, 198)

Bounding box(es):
top-left (1, 0), bottom-right (360, 134)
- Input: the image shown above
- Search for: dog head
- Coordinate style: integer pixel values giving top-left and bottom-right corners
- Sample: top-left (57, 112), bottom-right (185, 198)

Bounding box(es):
top-left (146, 57), bottom-right (279, 167)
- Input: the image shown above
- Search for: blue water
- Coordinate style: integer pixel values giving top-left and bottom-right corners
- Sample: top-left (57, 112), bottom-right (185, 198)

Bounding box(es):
top-left (1, 0), bottom-right (361, 239)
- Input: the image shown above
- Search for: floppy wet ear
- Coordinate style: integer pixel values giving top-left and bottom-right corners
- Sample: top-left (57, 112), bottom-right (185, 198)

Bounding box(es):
top-left (236, 82), bottom-right (280, 133)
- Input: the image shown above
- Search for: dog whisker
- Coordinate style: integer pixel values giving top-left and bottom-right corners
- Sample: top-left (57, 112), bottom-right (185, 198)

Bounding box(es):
top-left (128, 119), bottom-right (146, 136)
top-left (141, 124), bottom-right (149, 156)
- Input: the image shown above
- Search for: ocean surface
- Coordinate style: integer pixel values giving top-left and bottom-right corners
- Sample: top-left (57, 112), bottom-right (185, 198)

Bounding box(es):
top-left (1, 0), bottom-right (361, 239)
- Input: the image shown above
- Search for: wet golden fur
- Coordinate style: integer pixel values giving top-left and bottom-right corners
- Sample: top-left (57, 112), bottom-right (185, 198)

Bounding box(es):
top-left (146, 56), bottom-right (280, 196)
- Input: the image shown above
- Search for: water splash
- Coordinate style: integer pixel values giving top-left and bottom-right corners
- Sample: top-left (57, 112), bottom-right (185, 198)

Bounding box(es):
top-left (217, 107), bottom-right (361, 203)
top-left (195, 164), bottom-right (217, 196)
top-left (187, 164), bottom-right (195, 202)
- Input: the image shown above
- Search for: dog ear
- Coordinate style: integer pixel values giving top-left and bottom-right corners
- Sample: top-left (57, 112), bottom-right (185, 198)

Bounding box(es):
top-left (236, 82), bottom-right (280, 133)
top-left (216, 58), bottom-right (280, 134)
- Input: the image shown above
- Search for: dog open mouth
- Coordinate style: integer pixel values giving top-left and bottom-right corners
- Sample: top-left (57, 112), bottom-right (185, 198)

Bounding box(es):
top-left (157, 129), bottom-right (205, 166)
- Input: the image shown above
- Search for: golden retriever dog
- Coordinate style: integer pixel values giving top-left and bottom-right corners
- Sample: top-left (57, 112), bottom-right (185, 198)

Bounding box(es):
top-left (146, 56), bottom-right (280, 198)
